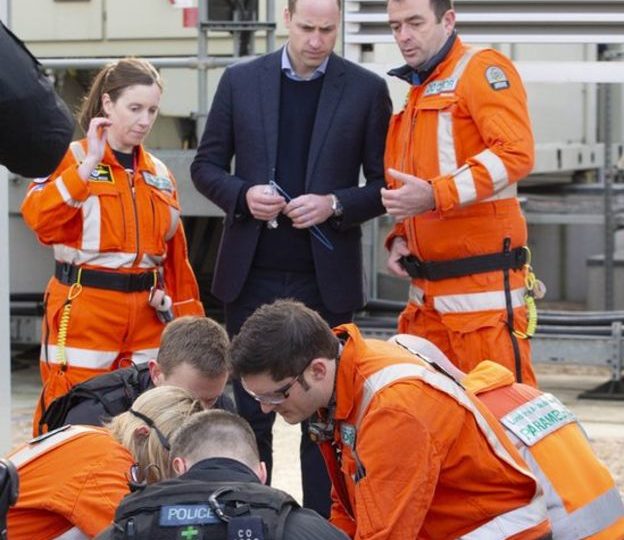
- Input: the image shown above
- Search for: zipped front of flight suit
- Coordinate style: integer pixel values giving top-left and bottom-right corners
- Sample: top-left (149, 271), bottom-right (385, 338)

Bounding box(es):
top-left (126, 169), bottom-right (142, 267)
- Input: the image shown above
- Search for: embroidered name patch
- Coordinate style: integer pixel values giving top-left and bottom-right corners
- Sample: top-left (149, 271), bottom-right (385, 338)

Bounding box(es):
top-left (143, 171), bottom-right (174, 193)
top-left (89, 164), bottom-right (114, 183)
top-left (159, 504), bottom-right (220, 526)
top-left (424, 77), bottom-right (458, 96)
top-left (485, 66), bottom-right (510, 90)
top-left (500, 393), bottom-right (576, 446)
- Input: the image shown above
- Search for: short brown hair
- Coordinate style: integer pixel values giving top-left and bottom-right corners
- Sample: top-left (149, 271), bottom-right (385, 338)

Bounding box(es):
top-left (288, 0), bottom-right (341, 14)
top-left (157, 316), bottom-right (229, 379)
top-left (171, 410), bottom-right (260, 472)
top-left (230, 299), bottom-right (339, 381)
top-left (387, 0), bottom-right (452, 22)
top-left (78, 57), bottom-right (162, 132)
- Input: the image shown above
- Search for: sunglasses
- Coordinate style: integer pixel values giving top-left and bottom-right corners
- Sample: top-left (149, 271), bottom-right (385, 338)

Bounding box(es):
top-left (243, 358), bottom-right (313, 405)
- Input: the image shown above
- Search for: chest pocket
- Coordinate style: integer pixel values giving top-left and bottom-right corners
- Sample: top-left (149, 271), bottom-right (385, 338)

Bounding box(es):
top-left (140, 184), bottom-right (180, 254)
top-left (414, 94), bottom-right (460, 177)
top-left (86, 183), bottom-right (126, 252)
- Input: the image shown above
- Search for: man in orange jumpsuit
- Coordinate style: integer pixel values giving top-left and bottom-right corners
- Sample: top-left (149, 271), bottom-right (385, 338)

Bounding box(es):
top-left (391, 334), bottom-right (624, 539)
top-left (230, 300), bottom-right (552, 539)
top-left (381, 0), bottom-right (537, 385)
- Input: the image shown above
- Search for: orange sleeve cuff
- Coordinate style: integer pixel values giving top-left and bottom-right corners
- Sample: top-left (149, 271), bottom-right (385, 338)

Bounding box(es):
top-left (384, 221), bottom-right (407, 252)
top-left (432, 174), bottom-right (456, 213)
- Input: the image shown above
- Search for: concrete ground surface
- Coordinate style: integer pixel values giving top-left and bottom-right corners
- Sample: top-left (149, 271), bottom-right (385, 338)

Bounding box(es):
top-left (9, 360), bottom-right (624, 504)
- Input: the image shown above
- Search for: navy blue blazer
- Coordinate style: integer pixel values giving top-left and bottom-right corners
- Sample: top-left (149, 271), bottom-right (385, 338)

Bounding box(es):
top-left (191, 50), bottom-right (392, 313)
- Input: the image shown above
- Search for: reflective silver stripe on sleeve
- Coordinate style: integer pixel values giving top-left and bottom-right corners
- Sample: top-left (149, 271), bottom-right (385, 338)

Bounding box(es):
top-left (54, 177), bottom-right (82, 208)
top-left (81, 196), bottom-right (101, 251)
top-left (474, 149), bottom-right (509, 192)
top-left (69, 141), bottom-right (86, 163)
top-left (484, 183), bottom-right (517, 202)
top-left (453, 165), bottom-right (477, 205)
top-left (434, 287), bottom-right (525, 314)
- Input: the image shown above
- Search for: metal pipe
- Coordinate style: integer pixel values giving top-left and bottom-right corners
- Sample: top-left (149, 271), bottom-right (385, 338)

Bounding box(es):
top-left (39, 56), bottom-right (248, 70)
top-left (0, 0), bottom-right (12, 455)
top-left (266, 0), bottom-right (275, 53)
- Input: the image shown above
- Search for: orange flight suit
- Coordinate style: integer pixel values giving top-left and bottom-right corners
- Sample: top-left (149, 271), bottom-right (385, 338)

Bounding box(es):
top-left (7, 425), bottom-right (133, 539)
top-left (22, 140), bottom-right (204, 431)
top-left (385, 36), bottom-right (537, 385)
top-left (319, 324), bottom-right (551, 540)
top-left (465, 361), bottom-right (624, 539)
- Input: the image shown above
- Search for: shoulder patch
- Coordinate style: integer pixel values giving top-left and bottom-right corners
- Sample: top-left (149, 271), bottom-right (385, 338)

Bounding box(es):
top-left (485, 65), bottom-right (510, 91)
top-left (143, 171), bottom-right (174, 193)
top-left (89, 164), bottom-right (114, 183)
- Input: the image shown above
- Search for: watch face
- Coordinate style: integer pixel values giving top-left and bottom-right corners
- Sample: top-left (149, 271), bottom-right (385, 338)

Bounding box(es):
top-left (332, 195), bottom-right (343, 217)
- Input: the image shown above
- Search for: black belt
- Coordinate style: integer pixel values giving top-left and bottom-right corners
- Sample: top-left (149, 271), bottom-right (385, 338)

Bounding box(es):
top-left (54, 262), bottom-right (156, 292)
top-left (399, 247), bottom-right (527, 281)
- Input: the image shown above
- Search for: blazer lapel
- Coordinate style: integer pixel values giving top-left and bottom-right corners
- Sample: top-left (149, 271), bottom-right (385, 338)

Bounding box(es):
top-left (306, 53), bottom-right (346, 189)
top-left (259, 50), bottom-right (282, 178)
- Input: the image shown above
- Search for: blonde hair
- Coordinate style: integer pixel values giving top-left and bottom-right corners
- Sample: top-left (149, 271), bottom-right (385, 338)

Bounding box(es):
top-left (106, 385), bottom-right (202, 483)
top-left (78, 57), bottom-right (162, 133)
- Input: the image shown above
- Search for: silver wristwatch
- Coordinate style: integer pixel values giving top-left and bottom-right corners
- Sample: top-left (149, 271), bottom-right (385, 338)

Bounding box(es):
top-left (330, 194), bottom-right (343, 217)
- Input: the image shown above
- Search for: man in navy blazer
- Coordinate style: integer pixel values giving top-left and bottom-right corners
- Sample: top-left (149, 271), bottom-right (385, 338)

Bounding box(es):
top-left (191, 0), bottom-right (391, 517)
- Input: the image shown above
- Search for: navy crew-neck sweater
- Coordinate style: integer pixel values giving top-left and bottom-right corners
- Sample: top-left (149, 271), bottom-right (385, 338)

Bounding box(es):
top-left (254, 73), bottom-right (324, 273)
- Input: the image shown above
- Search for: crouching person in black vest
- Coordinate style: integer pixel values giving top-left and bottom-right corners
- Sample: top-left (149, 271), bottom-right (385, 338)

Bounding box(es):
top-left (98, 410), bottom-right (348, 540)
top-left (36, 316), bottom-right (234, 434)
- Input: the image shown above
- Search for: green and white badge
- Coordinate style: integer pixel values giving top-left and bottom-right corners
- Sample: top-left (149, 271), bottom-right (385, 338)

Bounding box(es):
top-left (500, 393), bottom-right (576, 446)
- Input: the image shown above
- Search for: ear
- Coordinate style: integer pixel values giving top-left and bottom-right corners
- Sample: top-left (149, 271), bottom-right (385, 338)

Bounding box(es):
top-left (442, 9), bottom-right (456, 36)
top-left (257, 461), bottom-right (268, 485)
top-left (134, 425), bottom-right (150, 439)
top-left (283, 6), bottom-right (292, 28)
top-left (309, 358), bottom-right (329, 381)
top-left (148, 359), bottom-right (165, 386)
top-left (101, 92), bottom-right (113, 117)
top-left (172, 456), bottom-right (188, 476)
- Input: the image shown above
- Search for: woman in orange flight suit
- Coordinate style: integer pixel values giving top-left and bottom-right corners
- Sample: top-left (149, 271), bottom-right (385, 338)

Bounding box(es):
top-left (22, 58), bottom-right (204, 433)
top-left (7, 386), bottom-right (203, 540)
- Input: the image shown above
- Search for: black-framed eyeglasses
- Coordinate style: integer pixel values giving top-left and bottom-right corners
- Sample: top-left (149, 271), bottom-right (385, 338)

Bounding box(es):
top-left (129, 408), bottom-right (171, 451)
top-left (243, 358), bottom-right (313, 405)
